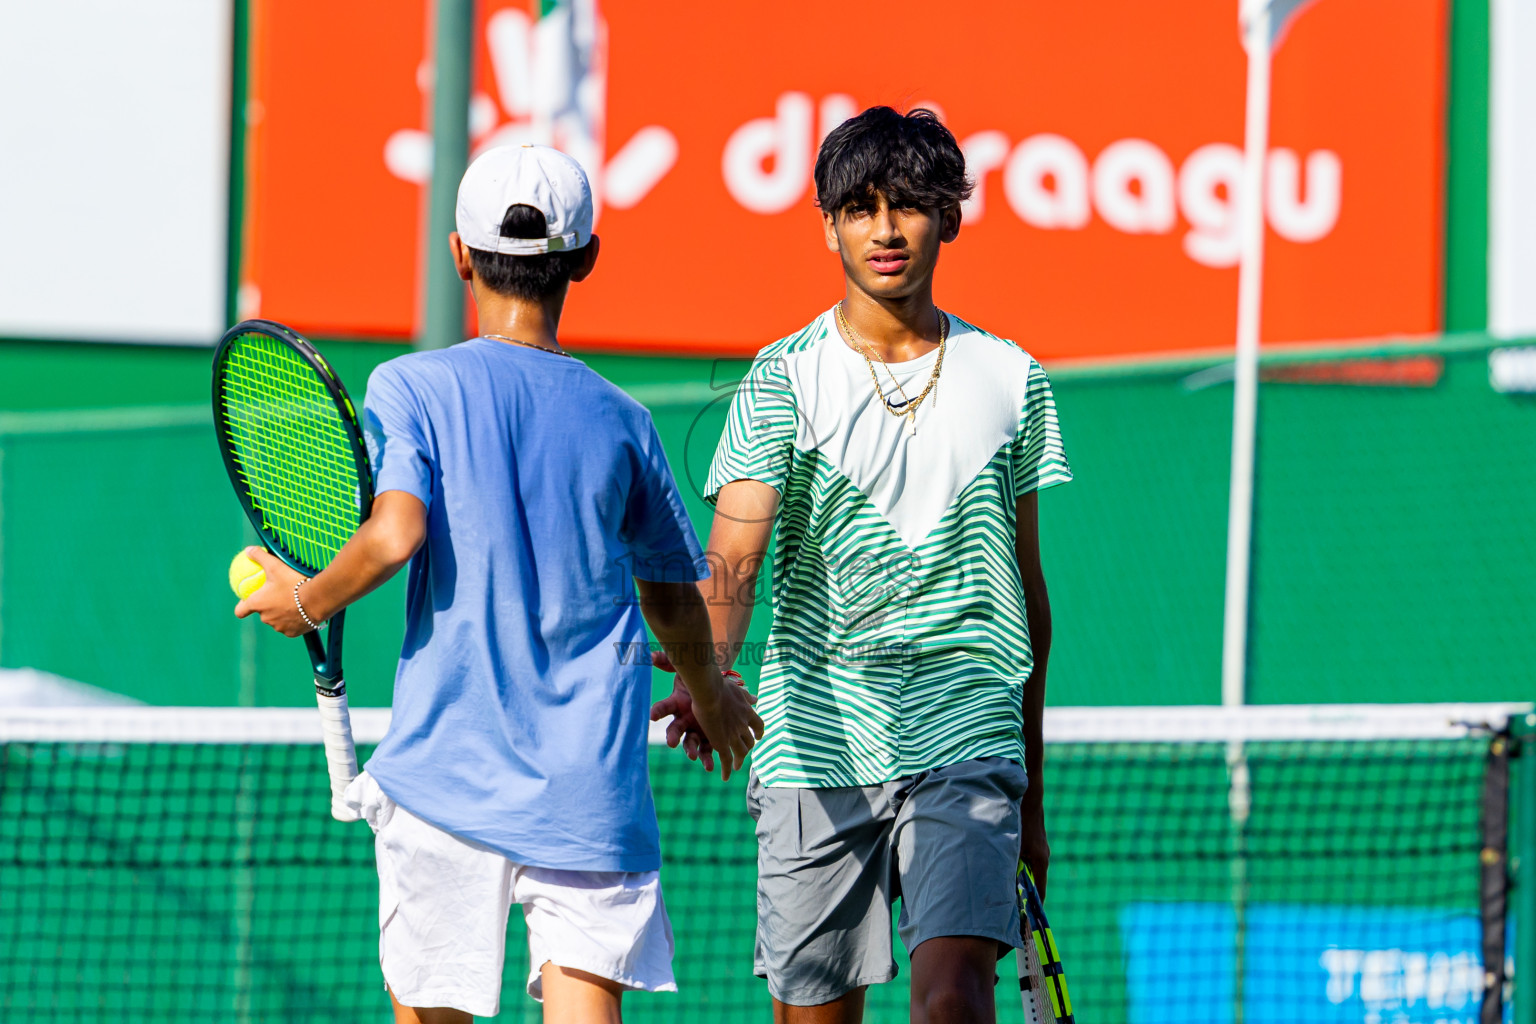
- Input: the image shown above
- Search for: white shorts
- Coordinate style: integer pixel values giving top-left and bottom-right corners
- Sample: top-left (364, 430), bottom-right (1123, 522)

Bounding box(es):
top-left (344, 772), bottom-right (676, 1017)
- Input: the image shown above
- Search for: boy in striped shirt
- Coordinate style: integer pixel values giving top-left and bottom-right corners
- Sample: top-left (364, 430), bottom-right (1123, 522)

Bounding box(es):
top-left (654, 106), bottom-right (1070, 1022)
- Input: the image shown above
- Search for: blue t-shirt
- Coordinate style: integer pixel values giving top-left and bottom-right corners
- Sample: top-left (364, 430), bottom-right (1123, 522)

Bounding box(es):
top-left (359, 338), bottom-right (707, 872)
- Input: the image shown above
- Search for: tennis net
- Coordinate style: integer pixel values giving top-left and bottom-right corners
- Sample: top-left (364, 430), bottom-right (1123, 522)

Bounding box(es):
top-left (0, 703), bottom-right (1525, 1023)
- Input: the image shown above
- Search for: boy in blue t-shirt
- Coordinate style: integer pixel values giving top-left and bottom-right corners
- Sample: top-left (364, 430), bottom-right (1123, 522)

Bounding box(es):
top-left (236, 144), bottom-right (762, 1023)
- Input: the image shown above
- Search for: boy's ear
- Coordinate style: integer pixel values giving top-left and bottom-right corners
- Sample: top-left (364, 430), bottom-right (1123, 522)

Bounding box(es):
top-left (821, 209), bottom-right (841, 254)
top-left (940, 205), bottom-right (962, 244)
top-left (570, 235), bottom-right (601, 283)
top-left (448, 232), bottom-right (475, 282)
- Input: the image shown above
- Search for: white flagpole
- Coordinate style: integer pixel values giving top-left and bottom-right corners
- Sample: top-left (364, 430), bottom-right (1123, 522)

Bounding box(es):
top-left (1226, 12), bottom-right (1270, 1016)
top-left (1216, 16), bottom-right (1265, 1007)
top-left (1222, 1), bottom-right (1273, 711)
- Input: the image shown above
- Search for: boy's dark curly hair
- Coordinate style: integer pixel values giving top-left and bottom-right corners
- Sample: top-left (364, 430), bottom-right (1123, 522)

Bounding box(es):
top-left (814, 106), bottom-right (973, 216)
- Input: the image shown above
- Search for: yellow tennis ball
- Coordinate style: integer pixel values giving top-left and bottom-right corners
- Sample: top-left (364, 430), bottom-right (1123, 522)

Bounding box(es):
top-left (229, 552), bottom-right (266, 600)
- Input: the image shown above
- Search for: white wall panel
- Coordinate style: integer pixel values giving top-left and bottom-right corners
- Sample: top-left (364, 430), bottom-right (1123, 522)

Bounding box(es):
top-left (1490, 0), bottom-right (1536, 338)
top-left (0, 0), bottom-right (231, 344)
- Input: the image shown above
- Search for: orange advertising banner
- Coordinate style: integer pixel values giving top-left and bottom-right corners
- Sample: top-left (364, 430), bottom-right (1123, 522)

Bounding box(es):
top-left (242, 0), bottom-right (1445, 361)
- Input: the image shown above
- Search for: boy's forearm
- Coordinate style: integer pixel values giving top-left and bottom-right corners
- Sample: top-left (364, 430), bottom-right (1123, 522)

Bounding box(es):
top-left (703, 549), bottom-right (764, 671)
top-left (1014, 490), bottom-right (1050, 809)
top-left (700, 480), bottom-right (777, 669)
top-left (648, 602), bottom-right (717, 674)
top-left (1021, 585), bottom-right (1050, 810)
top-left (640, 576), bottom-right (763, 777)
top-left (300, 503), bottom-right (425, 622)
top-left (639, 581), bottom-right (727, 696)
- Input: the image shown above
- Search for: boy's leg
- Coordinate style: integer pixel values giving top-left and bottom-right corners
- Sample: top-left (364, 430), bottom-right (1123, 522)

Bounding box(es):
top-left (516, 866), bottom-right (676, 1019)
top-left (539, 964), bottom-right (624, 1024)
top-left (892, 757), bottom-right (1030, 1024)
top-left (388, 988), bottom-right (473, 1024)
top-left (353, 771), bottom-right (516, 1020)
top-left (772, 986), bottom-right (867, 1023)
top-left (747, 773), bottom-right (900, 1019)
top-left (908, 937), bottom-right (1002, 1024)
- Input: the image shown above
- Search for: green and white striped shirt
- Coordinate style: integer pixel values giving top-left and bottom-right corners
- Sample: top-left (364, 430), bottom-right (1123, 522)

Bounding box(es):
top-left (705, 308), bottom-right (1071, 788)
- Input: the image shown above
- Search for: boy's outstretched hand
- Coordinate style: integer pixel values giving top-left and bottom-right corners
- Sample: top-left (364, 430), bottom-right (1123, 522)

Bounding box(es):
top-left (683, 670), bottom-right (763, 782)
top-left (634, 578), bottom-right (763, 780)
top-left (650, 652), bottom-right (760, 778)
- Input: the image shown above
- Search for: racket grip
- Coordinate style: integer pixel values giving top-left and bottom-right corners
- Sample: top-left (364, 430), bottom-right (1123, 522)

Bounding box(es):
top-left (315, 685), bottom-right (361, 822)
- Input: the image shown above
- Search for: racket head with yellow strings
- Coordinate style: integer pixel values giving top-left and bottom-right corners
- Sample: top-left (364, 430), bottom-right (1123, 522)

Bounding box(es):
top-left (212, 318), bottom-right (374, 820)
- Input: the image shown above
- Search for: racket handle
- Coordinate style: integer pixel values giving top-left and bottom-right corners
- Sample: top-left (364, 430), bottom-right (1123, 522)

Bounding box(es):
top-left (315, 685), bottom-right (360, 822)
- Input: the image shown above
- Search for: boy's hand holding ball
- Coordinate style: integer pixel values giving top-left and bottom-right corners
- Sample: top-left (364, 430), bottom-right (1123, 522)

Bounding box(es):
top-left (229, 551), bottom-right (266, 599)
top-left (231, 546), bottom-right (312, 637)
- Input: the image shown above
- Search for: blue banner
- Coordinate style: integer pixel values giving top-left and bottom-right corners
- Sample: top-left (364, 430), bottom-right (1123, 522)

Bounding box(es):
top-left (1120, 902), bottom-right (1493, 1024)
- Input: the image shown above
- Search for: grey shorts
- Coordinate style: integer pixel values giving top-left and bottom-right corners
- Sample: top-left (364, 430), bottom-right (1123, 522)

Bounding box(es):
top-left (745, 757), bottom-right (1028, 1006)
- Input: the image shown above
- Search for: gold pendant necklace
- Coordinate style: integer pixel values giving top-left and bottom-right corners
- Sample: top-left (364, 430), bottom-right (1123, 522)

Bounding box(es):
top-left (835, 303), bottom-right (948, 436)
top-left (482, 333), bottom-right (573, 358)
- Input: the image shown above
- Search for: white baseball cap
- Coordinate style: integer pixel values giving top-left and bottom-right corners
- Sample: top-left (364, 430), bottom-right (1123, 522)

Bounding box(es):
top-left (455, 144), bottom-right (594, 255)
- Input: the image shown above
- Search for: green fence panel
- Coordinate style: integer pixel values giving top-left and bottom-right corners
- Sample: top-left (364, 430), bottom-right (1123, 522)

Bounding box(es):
top-left (1249, 347), bottom-right (1536, 703)
top-left (0, 410), bottom-right (245, 703)
top-left (2, 337), bottom-right (1533, 710)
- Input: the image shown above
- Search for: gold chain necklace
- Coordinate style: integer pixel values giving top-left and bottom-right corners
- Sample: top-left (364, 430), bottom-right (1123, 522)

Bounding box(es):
top-left (835, 302), bottom-right (948, 436)
top-left (482, 333), bottom-right (573, 358)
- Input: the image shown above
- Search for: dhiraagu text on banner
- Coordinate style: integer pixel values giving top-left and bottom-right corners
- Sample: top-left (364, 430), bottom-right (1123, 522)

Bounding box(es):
top-left (241, 0), bottom-right (1446, 360)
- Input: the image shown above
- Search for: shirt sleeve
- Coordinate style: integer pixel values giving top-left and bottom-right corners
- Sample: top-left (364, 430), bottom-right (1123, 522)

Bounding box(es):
top-left (622, 418), bottom-right (710, 583)
top-left (703, 353), bottom-right (798, 504)
top-left (1011, 358), bottom-right (1073, 498)
top-left (362, 363), bottom-right (434, 508)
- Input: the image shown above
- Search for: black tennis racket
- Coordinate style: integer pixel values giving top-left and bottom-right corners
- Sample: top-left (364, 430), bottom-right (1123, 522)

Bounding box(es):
top-left (1018, 862), bottom-right (1074, 1023)
top-left (212, 319), bottom-right (374, 822)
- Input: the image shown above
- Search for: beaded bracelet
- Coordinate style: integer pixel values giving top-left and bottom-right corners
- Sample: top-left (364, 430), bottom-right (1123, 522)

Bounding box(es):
top-left (293, 580), bottom-right (325, 632)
